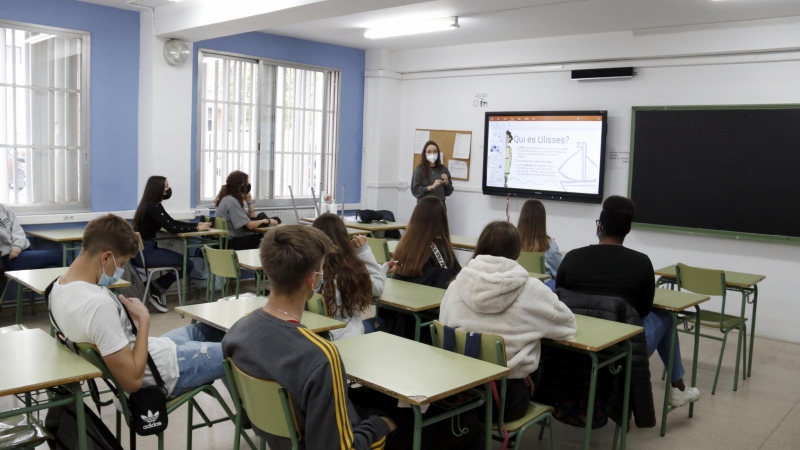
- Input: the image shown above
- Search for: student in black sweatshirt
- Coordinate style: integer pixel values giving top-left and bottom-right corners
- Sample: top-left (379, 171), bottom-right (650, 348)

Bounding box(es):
top-left (556, 195), bottom-right (701, 408)
top-left (132, 176), bottom-right (210, 313)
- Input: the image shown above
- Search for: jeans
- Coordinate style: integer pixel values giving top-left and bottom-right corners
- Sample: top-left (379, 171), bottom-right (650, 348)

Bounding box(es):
top-left (131, 240), bottom-right (193, 292)
top-left (643, 309), bottom-right (686, 383)
top-left (362, 317), bottom-right (385, 334)
top-left (2, 249), bottom-right (61, 271)
top-left (161, 323), bottom-right (225, 397)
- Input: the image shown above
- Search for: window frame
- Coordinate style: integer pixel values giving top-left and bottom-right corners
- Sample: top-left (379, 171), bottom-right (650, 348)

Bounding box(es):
top-left (195, 49), bottom-right (341, 209)
top-left (0, 19), bottom-right (91, 214)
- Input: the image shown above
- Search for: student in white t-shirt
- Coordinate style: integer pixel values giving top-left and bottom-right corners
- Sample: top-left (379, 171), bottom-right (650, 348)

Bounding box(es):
top-left (49, 214), bottom-right (226, 397)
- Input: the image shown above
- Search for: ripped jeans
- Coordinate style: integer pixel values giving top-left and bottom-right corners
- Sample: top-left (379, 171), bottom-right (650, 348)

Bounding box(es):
top-left (162, 323), bottom-right (226, 397)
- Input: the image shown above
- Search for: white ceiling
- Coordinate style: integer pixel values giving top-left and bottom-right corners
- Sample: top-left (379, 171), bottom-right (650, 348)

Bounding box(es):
top-left (261, 0), bottom-right (800, 51)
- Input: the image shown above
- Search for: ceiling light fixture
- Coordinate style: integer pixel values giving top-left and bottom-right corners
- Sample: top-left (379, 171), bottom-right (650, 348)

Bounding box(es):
top-left (364, 16), bottom-right (459, 39)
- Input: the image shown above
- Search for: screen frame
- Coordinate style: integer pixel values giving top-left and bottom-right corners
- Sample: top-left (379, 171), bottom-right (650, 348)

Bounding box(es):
top-left (628, 103), bottom-right (800, 244)
top-left (481, 110), bottom-right (608, 204)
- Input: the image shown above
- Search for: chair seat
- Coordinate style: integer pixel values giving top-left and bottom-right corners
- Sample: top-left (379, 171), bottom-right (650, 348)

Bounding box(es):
top-left (492, 402), bottom-right (554, 432)
top-left (0, 324), bottom-right (28, 334)
top-left (695, 310), bottom-right (747, 329)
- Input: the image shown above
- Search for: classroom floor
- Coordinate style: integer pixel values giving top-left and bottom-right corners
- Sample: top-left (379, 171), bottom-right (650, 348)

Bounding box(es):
top-left (1, 292), bottom-right (798, 450)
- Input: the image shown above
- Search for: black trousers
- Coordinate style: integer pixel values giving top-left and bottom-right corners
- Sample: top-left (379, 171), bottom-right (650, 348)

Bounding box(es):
top-left (226, 233), bottom-right (263, 251)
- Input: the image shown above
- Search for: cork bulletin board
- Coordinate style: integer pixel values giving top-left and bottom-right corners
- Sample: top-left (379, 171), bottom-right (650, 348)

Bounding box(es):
top-left (412, 129), bottom-right (473, 181)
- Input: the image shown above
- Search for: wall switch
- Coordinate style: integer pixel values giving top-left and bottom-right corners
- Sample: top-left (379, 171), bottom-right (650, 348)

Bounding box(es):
top-left (397, 181), bottom-right (409, 189)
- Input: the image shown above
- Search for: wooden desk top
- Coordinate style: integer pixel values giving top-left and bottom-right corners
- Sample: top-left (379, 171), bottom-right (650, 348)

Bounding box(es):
top-left (528, 272), bottom-right (551, 281)
top-left (377, 278), bottom-right (445, 312)
top-left (0, 329), bottom-right (101, 397)
top-left (652, 288), bottom-right (710, 312)
top-left (335, 332), bottom-right (508, 405)
top-left (301, 218), bottom-right (408, 231)
top-left (654, 265), bottom-right (766, 289)
top-left (450, 235), bottom-right (478, 251)
top-left (174, 296), bottom-right (345, 334)
top-left (174, 228), bottom-right (228, 238)
top-left (5, 267), bottom-right (130, 295)
top-left (26, 228), bottom-right (85, 242)
top-left (235, 249), bottom-right (262, 272)
top-left (551, 314), bottom-right (643, 353)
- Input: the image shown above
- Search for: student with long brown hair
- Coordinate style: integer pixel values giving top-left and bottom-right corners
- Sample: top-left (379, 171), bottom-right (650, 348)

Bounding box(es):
top-left (517, 199), bottom-right (562, 290)
top-left (392, 196), bottom-right (460, 288)
top-left (440, 221), bottom-right (576, 421)
top-left (411, 140), bottom-right (454, 209)
top-left (214, 170), bottom-right (277, 251)
top-left (312, 213), bottom-right (389, 339)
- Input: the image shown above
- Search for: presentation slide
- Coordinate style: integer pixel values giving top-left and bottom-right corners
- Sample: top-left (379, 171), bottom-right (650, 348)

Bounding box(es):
top-left (485, 115), bottom-right (604, 195)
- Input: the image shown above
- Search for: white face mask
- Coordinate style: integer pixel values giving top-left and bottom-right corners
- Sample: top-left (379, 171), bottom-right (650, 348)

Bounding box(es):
top-left (426, 153), bottom-right (438, 163)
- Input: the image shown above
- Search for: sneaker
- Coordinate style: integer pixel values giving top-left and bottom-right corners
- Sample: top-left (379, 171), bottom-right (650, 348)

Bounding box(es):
top-left (148, 294), bottom-right (168, 313)
top-left (669, 386), bottom-right (700, 408)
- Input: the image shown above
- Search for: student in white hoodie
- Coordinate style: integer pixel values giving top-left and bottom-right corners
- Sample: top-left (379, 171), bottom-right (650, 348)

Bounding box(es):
top-left (440, 221), bottom-right (577, 421)
top-left (312, 213), bottom-right (391, 340)
top-left (0, 203), bottom-right (61, 274)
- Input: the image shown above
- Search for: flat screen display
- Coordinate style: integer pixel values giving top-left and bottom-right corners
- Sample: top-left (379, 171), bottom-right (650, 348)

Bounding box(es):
top-left (482, 111), bottom-right (607, 203)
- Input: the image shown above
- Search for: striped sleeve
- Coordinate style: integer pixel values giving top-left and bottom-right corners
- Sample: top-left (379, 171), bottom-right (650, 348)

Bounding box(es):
top-left (298, 328), bottom-right (391, 450)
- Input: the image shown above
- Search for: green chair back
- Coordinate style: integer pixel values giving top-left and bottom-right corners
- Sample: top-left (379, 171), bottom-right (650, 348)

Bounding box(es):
top-left (517, 251), bottom-right (545, 274)
top-left (676, 263), bottom-right (726, 296)
top-left (306, 294), bottom-right (328, 316)
top-left (365, 238), bottom-right (390, 264)
top-left (203, 245), bottom-right (240, 279)
top-left (224, 359), bottom-right (301, 445)
top-left (75, 343), bottom-right (133, 424)
top-left (430, 320), bottom-right (507, 368)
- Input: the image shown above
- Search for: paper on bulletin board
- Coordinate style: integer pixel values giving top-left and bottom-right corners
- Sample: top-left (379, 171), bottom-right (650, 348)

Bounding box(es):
top-left (414, 130), bottom-right (430, 153)
top-left (452, 133), bottom-right (471, 159)
top-left (607, 147), bottom-right (630, 171)
top-left (449, 160), bottom-right (469, 180)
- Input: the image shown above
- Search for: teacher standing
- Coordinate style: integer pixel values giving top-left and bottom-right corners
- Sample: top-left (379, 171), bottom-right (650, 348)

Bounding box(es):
top-left (411, 140), bottom-right (454, 209)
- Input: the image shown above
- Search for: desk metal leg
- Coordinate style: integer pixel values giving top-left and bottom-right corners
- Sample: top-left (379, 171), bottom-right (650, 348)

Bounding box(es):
top-left (15, 283), bottom-right (23, 325)
top-left (583, 353), bottom-right (599, 450)
top-left (747, 286), bottom-right (758, 378)
top-left (413, 313), bottom-right (422, 342)
top-left (412, 405), bottom-right (422, 450)
top-left (660, 315), bottom-right (678, 436)
top-left (484, 383), bottom-right (492, 450)
top-left (182, 237), bottom-right (189, 306)
top-left (620, 340), bottom-right (632, 450)
top-left (68, 381), bottom-right (88, 450)
top-left (62, 243), bottom-right (68, 267)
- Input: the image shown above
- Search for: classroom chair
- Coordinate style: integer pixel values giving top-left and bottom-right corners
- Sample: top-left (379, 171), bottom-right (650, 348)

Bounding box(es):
top-left (212, 217), bottom-right (229, 249)
top-left (365, 237), bottom-right (390, 264)
top-left (676, 263), bottom-right (748, 394)
top-left (430, 321), bottom-right (557, 450)
top-left (202, 245), bottom-right (241, 302)
top-left (306, 293), bottom-right (328, 316)
top-left (135, 233), bottom-right (184, 310)
top-left (224, 358), bottom-right (301, 450)
top-left (517, 251), bottom-right (546, 275)
top-left (75, 343), bottom-right (237, 450)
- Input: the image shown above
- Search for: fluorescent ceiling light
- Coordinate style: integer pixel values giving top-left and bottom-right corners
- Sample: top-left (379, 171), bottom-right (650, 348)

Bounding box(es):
top-left (364, 16), bottom-right (459, 39)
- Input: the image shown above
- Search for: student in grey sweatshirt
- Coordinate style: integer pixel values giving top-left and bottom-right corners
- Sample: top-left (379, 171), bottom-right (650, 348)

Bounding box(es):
top-left (214, 170), bottom-right (277, 251)
top-left (0, 203), bottom-right (61, 273)
top-left (411, 140), bottom-right (453, 208)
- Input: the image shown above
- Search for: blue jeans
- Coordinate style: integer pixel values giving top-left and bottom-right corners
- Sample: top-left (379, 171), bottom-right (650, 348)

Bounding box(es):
top-left (161, 323), bottom-right (225, 397)
top-left (644, 309), bottom-right (686, 383)
top-left (131, 240), bottom-right (193, 292)
top-left (2, 249), bottom-right (61, 271)
top-left (362, 317), bottom-right (385, 334)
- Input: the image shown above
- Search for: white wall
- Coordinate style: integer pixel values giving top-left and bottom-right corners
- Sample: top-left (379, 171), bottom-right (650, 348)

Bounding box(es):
top-left (367, 19), bottom-right (800, 343)
top-left (138, 10), bottom-right (195, 217)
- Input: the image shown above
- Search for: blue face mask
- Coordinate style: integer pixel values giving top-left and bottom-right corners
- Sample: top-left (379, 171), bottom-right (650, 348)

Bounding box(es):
top-left (99, 254), bottom-right (124, 287)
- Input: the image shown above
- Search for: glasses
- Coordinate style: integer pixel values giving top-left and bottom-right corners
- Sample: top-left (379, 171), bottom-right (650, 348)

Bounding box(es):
top-left (595, 220), bottom-right (601, 227)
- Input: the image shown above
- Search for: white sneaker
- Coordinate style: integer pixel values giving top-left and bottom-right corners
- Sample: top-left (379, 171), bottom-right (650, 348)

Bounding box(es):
top-left (148, 294), bottom-right (168, 313)
top-left (669, 386), bottom-right (700, 408)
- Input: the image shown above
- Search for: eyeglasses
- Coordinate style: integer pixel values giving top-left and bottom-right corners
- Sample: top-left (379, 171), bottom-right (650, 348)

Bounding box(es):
top-left (595, 220), bottom-right (601, 227)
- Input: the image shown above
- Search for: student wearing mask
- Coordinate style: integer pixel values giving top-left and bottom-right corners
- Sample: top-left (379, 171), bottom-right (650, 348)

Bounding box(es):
top-left (132, 176), bottom-right (210, 312)
top-left (214, 170), bottom-right (277, 251)
top-left (440, 221), bottom-right (577, 421)
top-left (517, 199), bottom-right (563, 291)
top-left (556, 195), bottom-right (701, 408)
top-left (411, 141), bottom-right (454, 209)
top-left (49, 214), bottom-right (226, 398)
top-left (392, 196), bottom-right (460, 289)
top-left (0, 203), bottom-right (61, 274)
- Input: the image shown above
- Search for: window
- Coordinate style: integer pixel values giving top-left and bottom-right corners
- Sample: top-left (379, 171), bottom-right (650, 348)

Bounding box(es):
top-left (198, 51), bottom-right (340, 206)
top-left (0, 21), bottom-right (89, 212)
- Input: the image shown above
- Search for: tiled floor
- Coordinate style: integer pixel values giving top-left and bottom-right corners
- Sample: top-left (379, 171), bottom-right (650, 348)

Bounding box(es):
top-left (2, 292), bottom-right (798, 449)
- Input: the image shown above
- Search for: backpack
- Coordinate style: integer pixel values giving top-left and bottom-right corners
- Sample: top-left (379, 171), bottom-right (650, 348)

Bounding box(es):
top-left (354, 210), bottom-right (384, 224)
top-left (45, 387), bottom-right (124, 450)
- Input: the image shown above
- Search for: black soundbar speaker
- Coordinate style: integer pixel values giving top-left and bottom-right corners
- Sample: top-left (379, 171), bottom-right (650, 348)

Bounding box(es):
top-left (571, 67), bottom-right (635, 81)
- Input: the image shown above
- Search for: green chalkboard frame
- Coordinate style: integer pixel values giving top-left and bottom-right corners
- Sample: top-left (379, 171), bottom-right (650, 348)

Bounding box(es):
top-left (628, 103), bottom-right (800, 245)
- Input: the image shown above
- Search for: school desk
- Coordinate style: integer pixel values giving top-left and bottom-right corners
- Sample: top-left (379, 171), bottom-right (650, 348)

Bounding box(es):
top-left (0, 328), bottom-right (102, 450)
top-left (26, 228), bottom-right (85, 267)
top-left (543, 314), bottom-right (643, 450)
top-left (335, 332), bottom-right (508, 450)
top-left (234, 249), bottom-right (267, 295)
top-left (374, 278), bottom-right (445, 341)
top-left (652, 288), bottom-right (710, 436)
top-left (255, 224), bottom-right (369, 236)
top-left (4, 267), bottom-right (130, 325)
top-left (174, 296), bottom-right (345, 334)
top-left (168, 228), bottom-right (228, 306)
top-left (654, 265), bottom-right (765, 379)
top-left (301, 217), bottom-right (407, 238)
